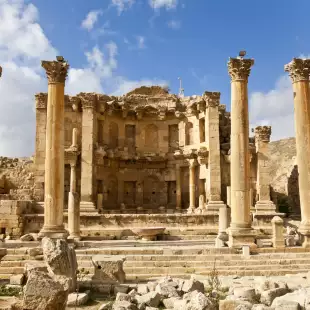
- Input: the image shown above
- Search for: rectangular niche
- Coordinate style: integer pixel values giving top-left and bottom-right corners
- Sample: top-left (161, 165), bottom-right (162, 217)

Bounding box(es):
top-left (125, 125), bottom-right (136, 154)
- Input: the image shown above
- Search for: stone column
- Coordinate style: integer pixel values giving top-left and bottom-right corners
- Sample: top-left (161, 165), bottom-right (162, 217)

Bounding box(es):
top-left (39, 57), bottom-right (69, 239)
top-left (271, 216), bottom-right (284, 248)
top-left (227, 56), bottom-right (256, 249)
top-left (285, 58), bottom-right (310, 247)
top-left (187, 157), bottom-right (197, 213)
top-left (79, 93), bottom-right (97, 213)
top-left (67, 128), bottom-right (80, 241)
top-left (175, 163), bottom-right (182, 211)
top-left (254, 126), bottom-right (276, 214)
top-left (204, 91), bottom-right (226, 211)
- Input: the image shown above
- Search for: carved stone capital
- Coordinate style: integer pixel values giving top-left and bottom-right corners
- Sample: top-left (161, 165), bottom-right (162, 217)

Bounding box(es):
top-left (255, 126), bottom-right (271, 143)
top-left (175, 110), bottom-right (184, 119)
top-left (228, 57), bottom-right (254, 82)
top-left (136, 110), bottom-right (143, 120)
top-left (35, 93), bottom-right (48, 109)
top-left (78, 93), bottom-right (97, 110)
top-left (41, 57), bottom-right (69, 84)
top-left (284, 58), bottom-right (310, 83)
top-left (70, 96), bottom-right (81, 112)
top-left (187, 158), bottom-right (197, 168)
top-left (204, 91), bottom-right (220, 108)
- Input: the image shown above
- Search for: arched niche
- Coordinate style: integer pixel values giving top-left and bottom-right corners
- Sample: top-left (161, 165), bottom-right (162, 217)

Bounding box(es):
top-left (109, 122), bottom-right (119, 149)
top-left (144, 124), bottom-right (159, 148)
top-left (143, 175), bottom-right (160, 206)
top-left (185, 122), bottom-right (194, 145)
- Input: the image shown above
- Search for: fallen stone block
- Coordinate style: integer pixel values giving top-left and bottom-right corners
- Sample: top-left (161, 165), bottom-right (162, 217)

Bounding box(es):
top-left (260, 287), bottom-right (288, 306)
top-left (233, 287), bottom-right (257, 302)
top-left (98, 302), bottom-right (113, 310)
top-left (135, 291), bottom-right (161, 308)
top-left (112, 301), bottom-right (138, 310)
top-left (9, 274), bottom-right (24, 286)
top-left (162, 296), bottom-right (181, 308)
top-left (181, 278), bottom-right (205, 294)
top-left (24, 262), bottom-right (48, 278)
top-left (137, 284), bottom-right (149, 295)
top-left (252, 304), bottom-right (274, 310)
top-left (66, 290), bottom-right (90, 307)
top-left (20, 234), bottom-right (34, 241)
top-left (271, 287), bottom-right (310, 309)
top-left (185, 291), bottom-right (215, 310)
top-left (155, 282), bottom-right (179, 298)
top-left (28, 247), bottom-right (43, 257)
top-left (92, 255), bottom-right (126, 284)
top-left (219, 300), bottom-right (253, 310)
top-left (23, 270), bottom-right (68, 310)
top-left (116, 292), bottom-right (131, 303)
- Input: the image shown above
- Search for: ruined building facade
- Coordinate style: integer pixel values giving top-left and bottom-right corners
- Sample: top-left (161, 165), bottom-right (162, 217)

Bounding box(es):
top-left (34, 86), bottom-right (258, 215)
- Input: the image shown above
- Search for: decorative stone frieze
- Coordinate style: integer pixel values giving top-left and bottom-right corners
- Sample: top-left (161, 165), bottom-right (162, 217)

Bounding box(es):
top-left (284, 58), bottom-right (310, 83)
top-left (204, 91), bottom-right (220, 107)
top-left (228, 57), bottom-right (254, 82)
top-left (41, 57), bottom-right (69, 84)
top-left (35, 93), bottom-right (48, 110)
top-left (255, 126), bottom-right (272, 143)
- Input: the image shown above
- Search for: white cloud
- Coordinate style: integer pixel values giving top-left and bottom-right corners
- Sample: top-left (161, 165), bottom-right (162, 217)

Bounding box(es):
top-left (249, 75), bottom-right (295, 141)
top-left (111, 0), bottom-right (135, 15)
top-left (136, 36), bottom-right (146, 49)
top-left (167, 20), bottom-right (181, 29)
top-left (149, 0), bottom-right (178, 10)
top-left (0, 0), bottom-right (167, 157)
top-left (81, 10), bottom-right (102, 31)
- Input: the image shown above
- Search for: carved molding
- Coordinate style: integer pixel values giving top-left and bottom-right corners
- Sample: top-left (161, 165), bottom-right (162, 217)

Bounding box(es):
top-left (78, 93), bottom-right (97, 110)
top-left (255, 126), bottom-right (272, 143)
top-left (204, 91), bottom-right (220, 108)
top-left (35, 93), bottom-right (48, 109)
top-left (41, 58), bottom-right (69, 84)
top-left (284, 58), bottom-right (310, 83)
top-left (228, 57), bottom-right (254, 82)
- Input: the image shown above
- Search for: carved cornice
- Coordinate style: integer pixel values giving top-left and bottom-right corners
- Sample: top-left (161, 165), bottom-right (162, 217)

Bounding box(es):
top-left (284, 58), bottom-right (310, 83)
top-left (77, 93), bottom-right (97, 110)
top-left (255, 126), bottom-right (271, 143)
top-left (41, 57), bottom-right (69, 84)
top-left (228, 57), bottom-right (254, 82)
top-left (35, 93), bottom-right (48, 109)
top-left (204, 91), bottom-right (220, 108)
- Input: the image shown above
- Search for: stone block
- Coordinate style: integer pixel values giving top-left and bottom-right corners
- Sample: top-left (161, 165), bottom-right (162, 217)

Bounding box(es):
top-left (10, 274), bottom-right (24, 286)
top-left (67, 291), bottom-right (90, 307)
top-left (135, 292), bottom-right (161, 308)
top-left (219, 300), bottom-right (253, 310)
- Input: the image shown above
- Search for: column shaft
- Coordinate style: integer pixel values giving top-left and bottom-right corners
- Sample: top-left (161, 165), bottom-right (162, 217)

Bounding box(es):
top-left (176, 164), bottom-right (182, 210)
top-left (39, 57), bottom-right (69, 239)
top-left (285, 58), bottom-right (310, 247)
top-left (188, 161), bottom-right (196, 212)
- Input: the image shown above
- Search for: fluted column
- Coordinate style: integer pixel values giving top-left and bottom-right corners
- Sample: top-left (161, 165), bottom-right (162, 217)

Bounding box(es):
top-left (227, 56), bottom-right (256, 249)
top-left (254, 126), bottom-right (276, 214)
top-left (187, 158), bottom-right (197, 213)
top-left (285, 58), bottom-right (310, 247)
top-left (175, 163), bottom-right (182, 211)
top-left (39, 57), bottom-right (69, 239)
top-left (67, 128), bottom-right (80, 240)
top-left (204, 91), bottom-right (226, 211)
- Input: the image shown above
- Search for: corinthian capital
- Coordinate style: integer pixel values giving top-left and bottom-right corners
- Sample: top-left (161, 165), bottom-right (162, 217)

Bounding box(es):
top-left (203, 91), bottom-right (220, 108)
top-left (255, 126), bottom-right (271, 143)
top-left (78, 92), bottom-right (97, 110)
top-left (284, 58), bottom-right (310, 83)
top-left (228, 57), bottom-right (254, 82)
top-left (41, 57), bottom-right (69, 84)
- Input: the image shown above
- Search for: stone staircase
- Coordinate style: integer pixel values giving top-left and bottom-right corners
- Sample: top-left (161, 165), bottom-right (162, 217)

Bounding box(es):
top-left (0, 244), bottom-right (310, 282)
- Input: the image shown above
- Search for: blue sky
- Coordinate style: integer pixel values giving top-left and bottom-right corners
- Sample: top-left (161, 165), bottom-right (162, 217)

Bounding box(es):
top-left (0, 0), bottom-right (308, 156)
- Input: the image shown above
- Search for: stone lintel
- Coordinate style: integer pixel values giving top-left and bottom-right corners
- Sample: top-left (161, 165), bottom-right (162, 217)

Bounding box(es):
top-left (228, 57), bottom-right (254, 82)
top-left (41, 57), bottom-right (69, 84)
top-left (255, 126), bottom-right (272, 143)
top-left (285, 58), bottom-right (310, 83)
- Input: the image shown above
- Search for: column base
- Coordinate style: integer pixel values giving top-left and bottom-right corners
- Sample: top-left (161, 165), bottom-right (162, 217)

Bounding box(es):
top-left (206, 201), bottom-right (225, 211)
top-left (38, 225), bottom-right (69, 240)
top-left (227, 226), bottom-right (257, 251)
top-left (187, 206), bottom-right (196, 214)
top-left (67, 234), bottom-right (81, 242)
top-left (80, 201), bottom-right (98, 213)
top-left (255, 200), bottom-right (276, 214)
top-left (298, 221), bottom-right (310, 248)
